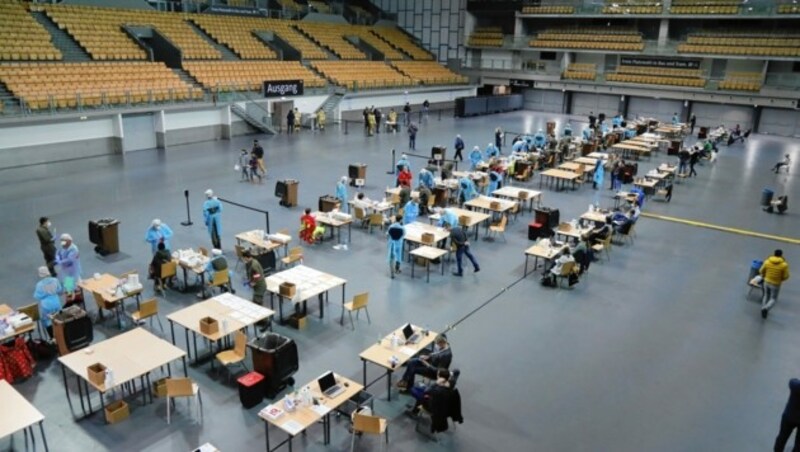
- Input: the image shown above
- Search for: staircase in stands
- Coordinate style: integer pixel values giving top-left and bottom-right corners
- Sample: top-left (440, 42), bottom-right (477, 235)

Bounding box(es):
top-left (31, 11), bottom-right (92, 62)
top-left (186, 21), bottom-right (240, 61)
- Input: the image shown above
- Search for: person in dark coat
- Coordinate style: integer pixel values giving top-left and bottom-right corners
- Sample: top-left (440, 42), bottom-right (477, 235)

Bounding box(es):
top-left (287, 109), bottom-right (295, 135)
top-left (689, 114), bottom-right (697, 134)
top-left (775, 378), bottom-right (800, 451)
top-left (36, 217), bottom-right (57, 277)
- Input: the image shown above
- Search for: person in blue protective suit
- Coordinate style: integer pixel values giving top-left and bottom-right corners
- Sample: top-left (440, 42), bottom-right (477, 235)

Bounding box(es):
top-left (396, 154), bottom-right (411, 173)
top-left (511, 138), bottom-right (527, 153)
top-left (335, 176), bottom-right (349, 213)
top-left (386, 215), bottom-right (405, 275)
top-left (419, 168), bottom-right (435, 190)
top-left (563, 123), bottom-right (573, 137)
top-left (403, 195), bottom-right (420, 225)
top-left (458, 177), bottom-right (478, 204)
top-left (582, 127), bottom-right (593, 140)
top-left (199, 248), bottom-right (233, 298)
top-left (612, 115), bottom-right (623, 127)
top-left (469, 146), bottom-right (482, 170)
top-left (437, 207), bottom-right (459, 228)
top-left (624, 127), bottom-right (636, 139)
top-left (34, 266), bottom-right (62, 339)
top-left (485, 142), bottom-right (499, 160)
top-left (672, 112), bottom-right (679, 124)
top-left (592, 159), bottom-right (605, 190)
top-left (533, 129), bottom-right (546, 148)
top-left (487, 171), bottom-right (502, 195)
top-left (203, 189), bottom-right (223, 249)
top-left (600, 122), bottom-right (609, 135)
top-left (55, 233), bottom-right (81, 287)
top-left (145, 218), bottom-right (173, 254)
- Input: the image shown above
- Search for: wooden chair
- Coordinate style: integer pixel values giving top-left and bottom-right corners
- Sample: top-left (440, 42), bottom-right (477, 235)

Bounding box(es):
top-left (615, 222), bottom-right (636, 245)
top-left (198, 247), bottom-right (209, 257)
top-left (488, 215), bottom-right (508, 242)
top-left (215, 330), bottom-right (248, 382)
top-left (340, 292), bottom-right (370, 330)
top-left (209, 271), bottom-right (231, 294)
top-left (368, 213), bottom-right (384, 233)
top-left (281, 247), bottom-right (303, 268)
top-left (354, 206), bottom-right (368, 228)
top-left (160, 261), bottom-right (178, 292)
top-left (17, 303), bottom-right (45, 339)
top-left (165, 378), bottom-right (203, 424)
top-left (513, 165), bottom-right (531, 182)
top-left (234, 244), bottom-right (246, 271)
top-left (508, 202), bottom-right (521, 223)
top-left (92, 291), bottom-right (116, 321)
top-left (351, 412), bottom-right (388, 452)
top-left (592, 234), bottom-right (612, 261)
top-left (556, 261), bottom-right (577, 288)
top-left (131, 298), bottom-right (164, 332)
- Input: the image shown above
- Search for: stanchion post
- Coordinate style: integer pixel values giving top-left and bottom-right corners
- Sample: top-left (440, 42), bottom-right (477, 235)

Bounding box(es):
top-left (180, 190), bottom-right (193, 226)
top-left (387, 148), bottom-right (396, 175)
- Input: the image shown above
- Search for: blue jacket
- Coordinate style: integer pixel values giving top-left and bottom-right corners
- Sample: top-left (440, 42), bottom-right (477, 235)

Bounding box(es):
top-left (485, 144), bottom-right (499, 160)
top-left (454, 137), bottom-right (464, 151)
top-left (487, 171), bottom-right (502, 195)
top-left (438, 209), bottom-right (458, 228)
top-left (469, 149), bottom-right (482, 170)
top-left (145, 224), bottom-right (173, 254)
top-left (34, 277), bottom-right (62, 327)
top-left (56, 244), bottom-right (81, 284)
top-left (459, 178), bottom-right (478, 203)
top-left (533, 132), bottom-right (546, 148)
top-left (582, 128), bottom-right (592, 140)
top-left (563, 125), bottom-right (572, 137)
top-left (386, 223), bottom-right (405, 263)
top-left (512, 140), bottom-right (527, 153)
top-left (419, 170), bottom-right (435, 190)
top-left (336, 181), bottom-right (348, 213)
top-left (403, 200), bottom-right (419, 224)
top-left (203, 197), bottom-right (223, 238)
top-left (397, 157), bottom-right (411, 172)
top-left (593, 160), bottom-right (605, 187)
top-left (612, 116), bottom-right (622, 127)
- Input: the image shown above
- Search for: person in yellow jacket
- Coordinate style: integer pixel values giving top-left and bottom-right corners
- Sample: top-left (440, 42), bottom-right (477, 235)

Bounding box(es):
top-left (316, 109), bottom-right (326, 131)
top-left (760, 249), bottom-right (790, 318)
top-left (367, 110), bottom-right (376, 136)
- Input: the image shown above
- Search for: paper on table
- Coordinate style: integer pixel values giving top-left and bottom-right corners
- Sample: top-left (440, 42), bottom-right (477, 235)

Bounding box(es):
top-left (310, 404), bottom-right (331, 416)
top-left (399, 346), bottom-right (417, 356)
top-left (281, 419), bottom-right (305, 436)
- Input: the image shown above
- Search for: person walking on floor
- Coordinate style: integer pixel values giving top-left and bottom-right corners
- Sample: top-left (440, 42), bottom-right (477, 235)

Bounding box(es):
top-left (689, 149), bottom-right (700, 177)
top-left (444, 223), bottom-right (479, 276)
top-left (689, 114), bottom-right (697, 135)
top-left (760, 249), bottom-right (790, 319)
top-left (252, 140), bottom-right (266, 175)
top-left (36, 217), bottom-right (57, 277)
top-left (408, 122), bottom-right (418, 151)
top-left (403, 102), bottom-right (411, 126)
top-left (203, 189), bottom-right (223, 249)
top-left (453, 134), bottom-right (465, 161)
top-left (774, 378), bottom-right (800, 451)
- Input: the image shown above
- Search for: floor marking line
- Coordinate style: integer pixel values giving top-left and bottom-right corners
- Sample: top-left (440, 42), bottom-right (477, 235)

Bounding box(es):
top-left (641, 213), bottom-right (800, 245)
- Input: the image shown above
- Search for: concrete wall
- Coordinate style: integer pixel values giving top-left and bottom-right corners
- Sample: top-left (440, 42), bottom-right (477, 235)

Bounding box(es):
top-left (339, 87), bottom-right (477, 120)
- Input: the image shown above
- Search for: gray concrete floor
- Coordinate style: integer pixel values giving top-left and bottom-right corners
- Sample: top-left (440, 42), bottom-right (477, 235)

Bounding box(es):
top-left (0, 110), bottom-right (798, 452)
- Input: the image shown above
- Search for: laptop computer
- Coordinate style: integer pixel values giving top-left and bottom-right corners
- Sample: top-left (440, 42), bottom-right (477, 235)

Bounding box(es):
top-left (317, 371), bottom-right (344, 398)
top-left (402, 323), bottom-right (420, 344)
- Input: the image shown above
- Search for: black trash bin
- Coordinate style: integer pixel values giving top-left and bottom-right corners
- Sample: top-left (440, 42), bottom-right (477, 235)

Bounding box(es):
top-left (248, 333), bottom-right (299, 398)
top-left (761, 188), bottom-right (774, 206)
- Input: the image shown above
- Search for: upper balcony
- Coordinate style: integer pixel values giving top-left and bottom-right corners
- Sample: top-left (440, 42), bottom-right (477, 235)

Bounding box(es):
top-left (508, 0), bottom-right (800, 19)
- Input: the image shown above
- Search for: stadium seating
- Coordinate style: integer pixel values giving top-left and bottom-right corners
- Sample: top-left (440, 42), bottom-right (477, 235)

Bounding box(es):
top-left (602, 4), bottom-right (662, 14)
top-left (563, 63), bottom-right (596, 81)
top-left (390, 61), bottom-right (469, 85)
top-left (468, 27), bottom-right (504, 47)
top-left (606, 65), bottom-right (706, 88)
top-left (678, 33), bottom-right (800, 56)
top-left (521, 5), bottom-right (575, 14)
top-left (719, 72), bottom-right (762, 91)
top-left (294, 22), bottom-right (367, 59)
top-left (371, 25), bottom-right (434, 60)
top-left (40, 4), bottom-right (220, 60)
top-left (530, 28), bottom-right (645, 52)
top-left (0, 62), bottom-right (201, 110)
top-left (778, 4), bottom-right (800, 13)
top-left (351, 25), bottom-right (406, 60)
top-left (0, 1), bottom-right (62, 61)
top-left (191, 15), bottom-right (277, 59)
top-left (310, 61), bottom-right (413, 89)
top-left (670, 5), bottom-right (740, 14)
top-left (183, 61), bottom-right (326, 92)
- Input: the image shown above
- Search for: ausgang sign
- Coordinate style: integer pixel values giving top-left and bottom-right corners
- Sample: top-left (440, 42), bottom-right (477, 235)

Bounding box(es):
top-left (263, 80), bottom-right (304, 97)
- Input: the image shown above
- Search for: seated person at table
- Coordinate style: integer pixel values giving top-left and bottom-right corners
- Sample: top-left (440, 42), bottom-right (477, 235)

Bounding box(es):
top-left (34, 266), bottom-right (62, 339)
top-left (397, 335), bottom-right (452, 392)
top-left (199, 248), bottom-right (232, 297)
top-left (440, 162), bottom-right (454, 180)
top-left (458, 177), bottom-right (478, 204)
top-left (407, 368), bottom-right (452, 416)
top-left (764, 195), bottom-right (789, 214)
top-left (352, 192), bottom-right (373, 212)
top-left (571, 238), bottom-right (593, 275)
top-left (611, 210), bottom-right (635, 235)
top-left (585, 217), bottom-right (613, 246)
top-left (149, 242), bottom-right (173, 292)
top-left (403, 195), bottom-right (420, 225)
top-left (300, 208), bottom-right (325, 244)
top-left (486, 171), bottom-right (502, 195)
top-left (549, 250), bottom-right (575, 276)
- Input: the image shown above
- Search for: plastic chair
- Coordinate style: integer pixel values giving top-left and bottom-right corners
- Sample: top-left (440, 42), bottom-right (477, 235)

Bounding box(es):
top-left (17, 303), bottom-right (45, 339)
top-left (216, 330), bottom-right (249, 382)
top-left (341, 292), bottom-right (370, 330)
top-left (281, 247), bottom-right (303, 268)
top-left (165, 378), bottom-right (203, 424)
top-left (488, 215), bottom-right (508, 242)
top-left (131, 298), bottom-right (164, 333)
top-left (556, 261), bottom-right (578, 288)
top-left (350, 412), bottom-right (388, 452)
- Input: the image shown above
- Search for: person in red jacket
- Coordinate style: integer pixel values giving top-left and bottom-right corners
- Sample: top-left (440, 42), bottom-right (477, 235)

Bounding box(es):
top-left (299, 208), bottom-right (317, 244)
top-left (397, 167), bottom-right (412, 188)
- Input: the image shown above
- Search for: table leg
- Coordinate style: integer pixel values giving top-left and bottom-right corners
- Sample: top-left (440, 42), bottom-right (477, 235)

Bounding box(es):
top-left (426, 259), bottom-right (431, 283)
top-left (60, 363), bottom-right (75, 414)
top-left (182, 266), bottom-right (188, 292)
top-left (411, 257), bottom-right (415, 279)
top-left (362, 359), bottom-right (367, 387)
top-left (99, 387), bottom-right (106, 423)
top-left (386, 369), bottom-right (393, 401)
top-left (146, 374), bottom-right (153, 404)
top-left (348, 222), bottom-right (351, 243)
top-left (141, 375), bottom-right (147, 406)
top-left (39, 421), bottom-right (49, 452)
top-left (184, 328), bottom-right (191, 361)
top-left (524, 255), bottom-right (529, 277)
top-left (192, 332), bottom-right (199, 365)
top-left (75, 375), bottom-right (87, 416)
top-left (265, 422), bottom-right (270, 452)
top-left (169, 320), bottom-right (176, 345)
top-left (182, 357), bottom-right (187, 376)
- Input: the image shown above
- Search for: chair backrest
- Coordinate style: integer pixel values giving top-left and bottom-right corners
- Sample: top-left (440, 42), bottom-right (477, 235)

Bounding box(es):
top-left (560, 261), bottom-right (576, 276)
top-left (352, 413), bottom-right (383, 434)
top-left (211, 270), bottom-right (230, 286)
top-left (166, 378), bottom-right (195, 398)
top-left (352, 292), bottom-right (369, 309)
top-left (198, 247), bottom-right (209, 257)
top-left (139, 298), bottom-right (158, 317)
top-left (234, 330), bottom-right (247, 358)
top-left (161, 261), bottom-right (177, 278)
top-left (369, 213), bottom-right (383, 225)
top-left (519, 190), bottom-right (529, 200)
top-left (18, 303), bottom-right (40, 322)
top-left (92, 291), bottom-right (108, 309)
top-left (289, 247), bottom-right (303, 257)
top-left (427, 195), bottom-right (436, 208)
top-left (354, 206), bottom-right (365, 220)
top-left (235, 245), bottom-right (245, 259)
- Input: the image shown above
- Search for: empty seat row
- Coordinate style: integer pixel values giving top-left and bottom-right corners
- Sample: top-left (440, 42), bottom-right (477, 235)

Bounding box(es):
top-left (615, 65), bottom-right (702, 78)
top-left (530, 40), bottom-right (645, 51)
top-left (563, 63), bottom-right (597, 81)
top-left (183, 61), bottom-right (326, 92)
top-left (678, 44), bottom-right (800, 57)
top-left (311, 61), bottom-right (413, 90)
top-left (670, 6), bottom-right (740, 13)
top-left (294, 22), bottom-right (367, 60)
top-left (607, 73), bottom-right (706, 87)
top-left (536, 32), bottom-right (643, 43)
top-left (602, 6), bottom-right (662, 13)
top-left (521, 6), bottom-right (575, 14)
top-left (0, 2), bottom-right (62, 61)
top-left (371, 26), bottom-right (434, 61)
top-left (390, 61), bottom-right (468, 85)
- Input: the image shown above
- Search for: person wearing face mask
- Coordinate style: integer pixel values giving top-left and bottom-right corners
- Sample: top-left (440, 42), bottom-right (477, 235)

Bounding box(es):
top-left (55, 233), bottom-right (81, 287)
top-left (36, 217), bottom-right (57, 277)
top-left (397, 335), bottom-right (452, 392)
top-left (144, 218), bottom-right (173, 254)
top-left (203, 189), bottom-right (223, 249)
top-left (33, 266), bottom-right (62, 340)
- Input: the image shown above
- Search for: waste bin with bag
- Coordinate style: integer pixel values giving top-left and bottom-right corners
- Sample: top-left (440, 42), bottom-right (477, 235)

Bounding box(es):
top-left (248, 332), bottom-right (298, 398)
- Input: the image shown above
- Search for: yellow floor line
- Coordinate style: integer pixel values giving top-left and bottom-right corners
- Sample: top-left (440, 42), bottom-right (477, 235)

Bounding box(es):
top-left (641, 212), bottom-right (800, 245)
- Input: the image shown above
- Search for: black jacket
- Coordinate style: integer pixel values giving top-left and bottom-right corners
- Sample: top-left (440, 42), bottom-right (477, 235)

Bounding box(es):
top-left (784, 379), bottom-right (800, 422)
top-left (427, 386), bottom-right (463, 433)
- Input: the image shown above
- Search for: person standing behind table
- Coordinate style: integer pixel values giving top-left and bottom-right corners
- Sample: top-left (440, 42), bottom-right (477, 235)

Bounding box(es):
top-left (388, 108), bottom-right (398, 133)
top-left (485, 142), bottom-right (499, 160)
top-left (36, 216), bottom-right (57, 277)
top-left (403, 102), bottom-right (412, 126)
top-left (689, 114), bottom-right (696, 135)
top-left (419, 168), bottom-right (435, 190)
top-left (444, 223), bottom-right (479, 277)
top-left (563, 123), bottom-right (573, 138)
top-left (203, 189), bottom-right (223, 249)
top-left (286, 109), bottom-right (295, 135)
top-left (403, 195), bottom-right (420, 225)
top-left (144, 218), bottom-right (173, 254)
top-left (252, 140), bottom-right (266, 176)
top-left (453, 134), bottom-right (465, 161)
top-left (386, 216), bottom-right (405, 275)
top-left (774, 379), bottom-right (800, 451)
top-left (397, 166), bottom-right (413, 189)
top-left (367, 109), bottom-right (376, 136)
top-left (495, 127), bottom-right (503, 153)
top-left (760, 249), bottom-right (790, 319)
top-left (408, 122), bottom-right (418, 151)
top-left (469, 146), bottom-right (482, 171)
top-left (588, 111), bottom-right (596, 129)
top-left (55, 233), bottom-right (81, 288)
top-left (437, 208), bottom-right (458, 229)
top-left (335, 176), bottom-right (349, 213)
top-left (593, 159), bottom-right (605, 190)
top-left (678, 147), bottom-right (690, 176)
top-left (242, 251), bottom-right (269, 331)
top-left (33, 266), bottom-right (62, 340)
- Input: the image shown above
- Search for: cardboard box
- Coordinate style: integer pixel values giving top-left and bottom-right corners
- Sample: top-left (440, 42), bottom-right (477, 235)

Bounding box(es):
top-left (87, 363), bottom-right (107, 386)
top-left (458, 215), bottom-right (469, 226)
top-left (490, 201), bottom-right (501, 210)
top-left (104, 400), bottom-right (130, 424)
top-left (287, 313), bottom-right (307, 330)
top-left (153, 378), bottom-right (168, 398)
top-left (518, 190), bottom-right (529, 200)
top-left (279, 282), bottom-right (296, 298)
top-left (199, 317), bottom-right (219, 335)
top-left (421, 232), bottom-right (435, 245)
